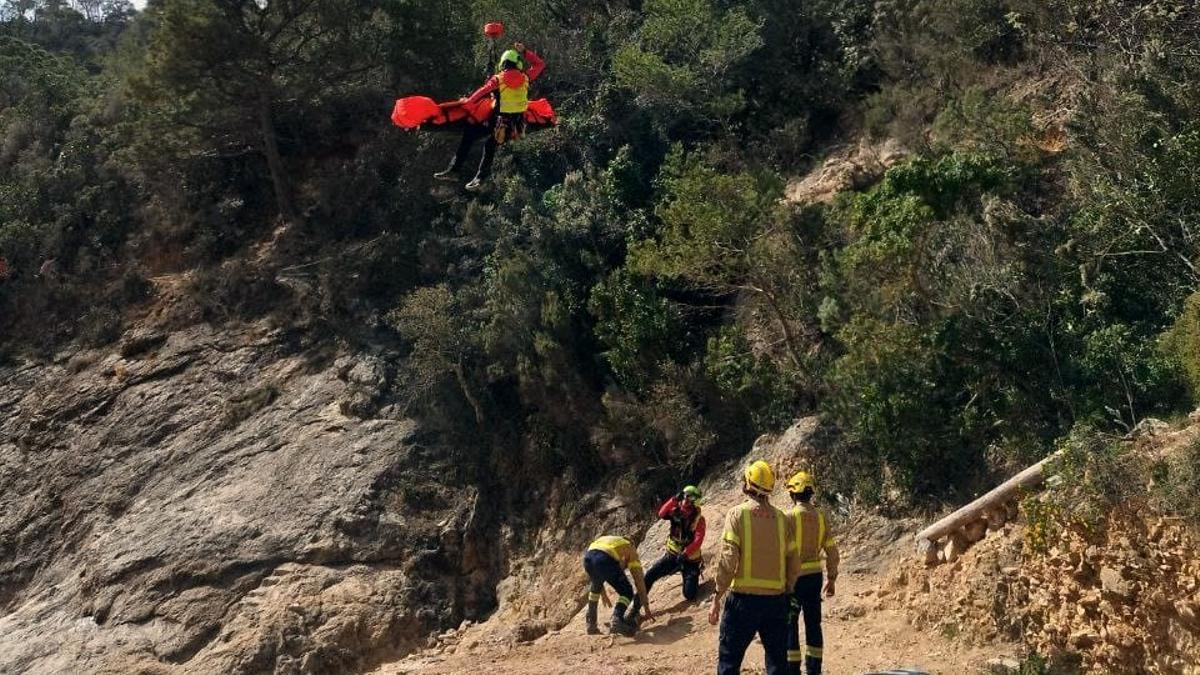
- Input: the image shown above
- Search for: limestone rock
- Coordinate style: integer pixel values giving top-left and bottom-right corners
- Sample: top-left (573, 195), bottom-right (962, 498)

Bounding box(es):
top-left (986, 657), bottom-right (1020, 674)
top-left (0, 324), bottom-right (498, 674)
top-left (1100, 567), bottom-right (1132, 599)
top-left (963, 519), bottom-right (988, 544)
top-left (786, 138), bottom-right (910, 204)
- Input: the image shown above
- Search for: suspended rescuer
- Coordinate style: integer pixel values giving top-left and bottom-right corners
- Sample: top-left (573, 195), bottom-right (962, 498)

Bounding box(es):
top-left (785, 471), bottom-right (839, 675)
top-left (708, 460), bottom-right (802, 675)
top-left (434, 42), bottom-right (545, 191)
top-left (643, 485), bottom-right (706, 601)
top-left (582, 535), bottom-right (654, 636)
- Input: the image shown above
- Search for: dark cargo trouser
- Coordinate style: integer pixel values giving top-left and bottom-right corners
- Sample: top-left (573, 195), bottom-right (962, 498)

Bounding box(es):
top-left (448, 112), bottom-right (525, 181)
top-left (582, 549), bottom-right (639, 623)
top-left (717, 592), bottom-right (789, 675)
top-left (788, 573), bottom-right (824, 675)
top-left (643, 552), bottom-right (701, 600)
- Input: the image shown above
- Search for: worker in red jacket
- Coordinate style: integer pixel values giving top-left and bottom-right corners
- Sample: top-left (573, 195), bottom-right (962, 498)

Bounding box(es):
top-left (643, 485), bottom-right (706, 601)
top-left (434, 42), bottom-right (545, 191)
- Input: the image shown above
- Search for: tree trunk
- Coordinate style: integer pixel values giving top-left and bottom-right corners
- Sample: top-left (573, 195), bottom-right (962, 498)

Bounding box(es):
top-left (257, 87), bottom-right (299, 225)
top-left (454, 361), bottom-right (485, 426)
top-left (750, 284), bottom-right (806, 371)
top-left (914, 451), bottom-right (1059, 556)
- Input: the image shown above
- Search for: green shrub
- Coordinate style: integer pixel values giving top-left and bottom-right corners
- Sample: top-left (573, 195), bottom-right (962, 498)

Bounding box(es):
top-left (187, 260), bottom-right (288, 322)
top-left (588, 270), bottom-right (680, 391)
top-left (614, 0), bottom-right (763, 124)
top-left (1046, 426), bottom-right (1135, 523)
top-left (703, 325), bottom-right (799, 431)
top-left (113, 268), bottom-right (154, 306)
top-left (1163, 291), bottom-right (1200, 402)
top-left (1153, 438), bottom-right (1200, 528)
top-left (1048, 425), bottom-right (1200, 532)
top-left (824, 318), bottom-right (983, 500)
top-left (596, 364), bottom-right (720, 477)
top-left (1076, 323), bottom-right (1186, 430)
top-left (76, 307), bottom-right (121, 347)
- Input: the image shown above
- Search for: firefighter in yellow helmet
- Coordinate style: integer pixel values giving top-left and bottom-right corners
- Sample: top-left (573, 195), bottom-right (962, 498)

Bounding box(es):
top-left (709, 460), bottom-right (802, 675)
top-left (785, 471), bottom-right (839, 675)
top-left (582, 535), bottom-right (653, 636)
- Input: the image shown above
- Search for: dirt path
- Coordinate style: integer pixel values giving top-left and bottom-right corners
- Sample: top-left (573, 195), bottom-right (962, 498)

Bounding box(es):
top-left (373, 542), bottom-right (1014, 675)
top-left (372, 428), bottom-right (1019, 675)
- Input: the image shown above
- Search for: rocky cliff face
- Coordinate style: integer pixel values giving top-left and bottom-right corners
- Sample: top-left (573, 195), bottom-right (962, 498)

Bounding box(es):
top-left (0, 322), bottom-right (500, 674)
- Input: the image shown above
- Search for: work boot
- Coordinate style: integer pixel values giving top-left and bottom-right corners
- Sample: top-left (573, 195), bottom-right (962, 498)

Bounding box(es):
top-left (433, 168), bottom-right (457, 181)
top-left (622, 608), bottom-right (640, 631)
top-left (585, 602), bottom-right (600, 635)
top-left (464, 177), bottom-right (485, 192)
top-left (610, 615), bottom-right (637, 637)
top-left (805, 655), bottom-right (822, 675)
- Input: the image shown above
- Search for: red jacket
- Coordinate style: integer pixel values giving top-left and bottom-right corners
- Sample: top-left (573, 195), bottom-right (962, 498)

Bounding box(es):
top-left (658, 497), bottom-right (706, 560)
top-left (465, 48), bottom-right (545, 106)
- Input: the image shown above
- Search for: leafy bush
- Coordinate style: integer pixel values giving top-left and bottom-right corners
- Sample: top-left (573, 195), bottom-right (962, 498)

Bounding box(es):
top-left (386, 284), bottom-right (483, 425)
top-left (588, 270), bottom-right (679, 391)
top-left (825, 318), bottom-right (985, 499)
top-left (186, 260), bottom-right (288, 323)
top-left (595, 364), bottom-right (722, 479)
top-left (77, 306), bottom-right (122, 347)
top-left (1046, 425), bottom-right (1200, 533)
top-left (703, 325), bottom-right (799, 431)
top-left (1162, 291), bottom-right (1200, 402)
top-left (614, 0), bottom-right (763, 125)
top-left (1154, 438), bottom-right (1200, 527)
top-left (1076, 323), bottom-right (1185, 430)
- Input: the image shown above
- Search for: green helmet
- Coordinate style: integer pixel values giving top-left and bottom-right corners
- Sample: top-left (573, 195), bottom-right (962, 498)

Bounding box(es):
top-left (497, 49), bottom-right (523, 71)
top-left (682, 485), bottom-right (702, 504)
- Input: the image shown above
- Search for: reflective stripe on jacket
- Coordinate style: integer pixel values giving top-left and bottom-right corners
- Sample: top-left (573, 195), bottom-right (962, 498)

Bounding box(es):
top-left (792, 504), bottom-right (839, 578)
top-left (715, 500), bottom-right (801, 595)
top-left (588, 535), bottom-right (643, 571)
top-left (659, 497), bottom-right (706, 560)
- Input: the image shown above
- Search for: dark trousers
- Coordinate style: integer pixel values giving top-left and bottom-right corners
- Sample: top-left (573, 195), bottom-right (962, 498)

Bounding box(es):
top-left (717, 592), bottom-right (789, 675)
top-left (788, 574), bottom-right (824, 674)
top-left (583, 550), bottom-right (639, 621)
top-left (447, 112), bottom-right (524, 180)
top-left (644, 552), bottom-right (701, 600)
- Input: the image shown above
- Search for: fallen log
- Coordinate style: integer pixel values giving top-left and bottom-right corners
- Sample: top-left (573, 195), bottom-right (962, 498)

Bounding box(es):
top-left (914, 452), bottom-right (1060, 557)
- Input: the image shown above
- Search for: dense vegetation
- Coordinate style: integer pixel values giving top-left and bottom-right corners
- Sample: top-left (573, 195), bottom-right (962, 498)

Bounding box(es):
top-left (3, 0), bottom-right (1200, 506)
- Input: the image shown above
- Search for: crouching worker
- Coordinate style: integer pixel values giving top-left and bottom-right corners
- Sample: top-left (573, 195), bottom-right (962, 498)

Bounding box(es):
top-left (583, 535), bottom-right (653, 636)
top-left (644, 485), bottom-right (706, 601)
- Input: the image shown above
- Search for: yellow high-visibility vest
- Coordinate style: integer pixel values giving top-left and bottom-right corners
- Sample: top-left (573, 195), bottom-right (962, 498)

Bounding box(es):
top-left (497, 71), bottom-right (529, 113)
top-left (723, 503), bottom-right (788, 593)
top-left (588, 535), bottom-right (642, 571)
top-left (793, 506), bottom-right (834, 574)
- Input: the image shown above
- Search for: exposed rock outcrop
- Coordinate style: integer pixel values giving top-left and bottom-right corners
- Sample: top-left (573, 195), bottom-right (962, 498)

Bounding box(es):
top-left (786, 138), bottom-right (910, 204)
top-left (0, 323), bottom-right (498, 674)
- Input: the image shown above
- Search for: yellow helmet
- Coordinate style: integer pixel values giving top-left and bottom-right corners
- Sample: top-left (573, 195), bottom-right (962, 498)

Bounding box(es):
top-left (744, 460), bottom-right (776, 495)
top-left (786, 471), bottom-right (815, 494)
